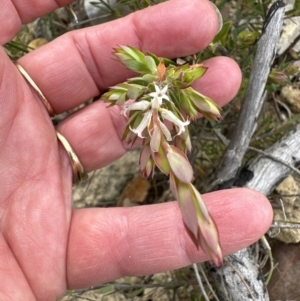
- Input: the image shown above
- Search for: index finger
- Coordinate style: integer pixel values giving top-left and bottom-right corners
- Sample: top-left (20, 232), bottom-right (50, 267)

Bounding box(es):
top-left (17, 0), bottom-right (221, 114)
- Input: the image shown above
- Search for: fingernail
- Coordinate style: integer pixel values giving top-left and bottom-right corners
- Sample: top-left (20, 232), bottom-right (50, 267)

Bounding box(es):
top-left (210, 2), bottom-right (223, 34)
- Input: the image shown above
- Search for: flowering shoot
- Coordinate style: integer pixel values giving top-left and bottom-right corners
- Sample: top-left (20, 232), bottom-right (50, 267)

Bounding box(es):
top-left (101, 46), bottom-right (223, 265)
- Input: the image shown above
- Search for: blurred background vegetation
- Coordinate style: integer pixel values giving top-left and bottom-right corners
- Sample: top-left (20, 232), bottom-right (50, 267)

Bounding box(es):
top-left (5, 0), bottom-right (300, 300)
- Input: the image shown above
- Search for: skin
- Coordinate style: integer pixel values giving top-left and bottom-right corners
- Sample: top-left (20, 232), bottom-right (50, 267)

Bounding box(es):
top-left (0, 0), bottom-right (273, 300)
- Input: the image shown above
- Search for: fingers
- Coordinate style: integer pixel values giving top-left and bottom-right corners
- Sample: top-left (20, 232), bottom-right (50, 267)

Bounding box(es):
top-left (194, 57), bottom-right (242, 107)
top-left (0, 0), bottom-right (73, 44)
top-left (56, 56), bottom-right (241, 172)
top-left (18, 0), bottom-right (222, 114)
top-left (66, 188), bottom-right (273, 289)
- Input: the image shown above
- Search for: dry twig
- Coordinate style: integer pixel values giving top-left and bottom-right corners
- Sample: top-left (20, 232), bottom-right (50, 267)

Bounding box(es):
top-left (205, 2), bottom-right (286, 301)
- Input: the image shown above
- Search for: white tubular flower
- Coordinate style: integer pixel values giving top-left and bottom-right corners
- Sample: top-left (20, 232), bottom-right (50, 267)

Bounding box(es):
top-left (160, 108), bottom-right (190, 135)
top-left (130, 111), bottom-right (152, 138)
top-left (149, 84), bottom-right (170, 109)
top-left (121, 101), bottom-right (150, 117)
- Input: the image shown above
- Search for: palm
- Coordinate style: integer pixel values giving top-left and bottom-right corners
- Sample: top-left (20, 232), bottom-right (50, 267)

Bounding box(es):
top-left (0, 1), bottom-right (272, 301)
top-left (0, 51), bottom-right (72, 299)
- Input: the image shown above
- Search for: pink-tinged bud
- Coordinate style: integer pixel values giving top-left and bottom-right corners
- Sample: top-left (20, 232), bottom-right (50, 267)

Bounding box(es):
top-left (143, 156), bottom-right (155, 178)
top-left (158, 119), bottom-right (172, 141)
top-left (197, 217), bottom-right (223, 267)
top-left (189, 184), bottom-right (210, 220)
top-left (174, 129), bottom-right (192, 153)
top-left (289, 49), bottom-right (299, 60)
top-left (166, 145), bottom-right (193, 183)
top-left (139, 145), bottom-right (155, 178)
top-left (150, 125), bottom-right (161, 152)
top-left (268, 69), bottom-right (288, 85)
top-left (153, 145), bottom-right (171, 175)
top-left (169, 172), bottom-right (178, 200)
top-left (140, 145), bottom-right (151, 171)
top-left (123, 127), bottom-right (138, 145)
top-left (284, 63), bottom-right (299, 76)
top-left (189, 184), bottom-right (223, 266)
top-left (171, 174), bottom-right (199, 238)
top-left (171, 174), bottom-right (223, 266)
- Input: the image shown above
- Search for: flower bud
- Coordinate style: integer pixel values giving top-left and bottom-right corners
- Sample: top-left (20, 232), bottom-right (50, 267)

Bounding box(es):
top-left (140, 144), bottom-right (155, 178)
top-left (237, 30), bottom-right (260, 47)
top-left (166, 145), bottom-right (193, 183)
top-left (170, 174), bottom-right (223, 266)
top-left (268, 69), bottom-right (288, 85)
top-left (153, 144), bottom-right (171, 175)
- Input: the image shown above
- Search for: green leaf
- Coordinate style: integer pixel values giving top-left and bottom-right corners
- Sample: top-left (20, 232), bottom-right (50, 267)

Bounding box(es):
top-left (173, 64), bottom-right (189, 77)
top-left (142, 73), bottom-right (158, 83)
top-left (185, 87), bottom-right (221, 119)
top-left (213, 21), bottom-right (231, 45)
top-left (104, 84), bottom-right (131, 102)
top-left (183, 68), bottom-right (207, 84)
top-left (115, 93), bottom-right (127, 106)
top-left (145, 55), bottom-right (157, 73)
top-left (101, 88), bottom-right (128, 106)
top-left (127, 84), bottom-right (145, 99)
top-left (147, 51), bottom-right (175, 67)
top-left (179, 90), bottom-right (198, 119)
top-left (96, 285), bottom-right (114, 294)
top-left (103, 91), bottom-right (123, 101)
top-left (118, 45), bottom-right (146, 63)
top-left (123, 112), bottom-right (142, 142)
top-left (127, 78), bottom-right (145, 86)
top-left (114, 52), bottom-right (132, 63)
top-left (129, 288), bottom-right (145, 298)
top-left (128, 73), bottom-right (158, 85)
top-left (120, 59), bottom-right (152, 74)
top-left (114, 46), bottom-right (157, 74)
top-left (145, 50), bottom-right (159, 64)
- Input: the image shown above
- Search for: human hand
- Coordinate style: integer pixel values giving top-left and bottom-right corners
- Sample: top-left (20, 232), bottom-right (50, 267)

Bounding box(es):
top-left (0, 1), bottom-right (272, 300)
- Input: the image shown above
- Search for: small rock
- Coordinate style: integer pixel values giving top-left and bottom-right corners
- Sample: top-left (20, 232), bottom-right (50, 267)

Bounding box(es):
top-left (276, 175), bottom-right (299, 198)
top-left (278, 16), bottom-right (300, 55)
top-left (281, 85), bottom-right (300, 113)
top-left (271, 175), bottom-right (300, 243)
